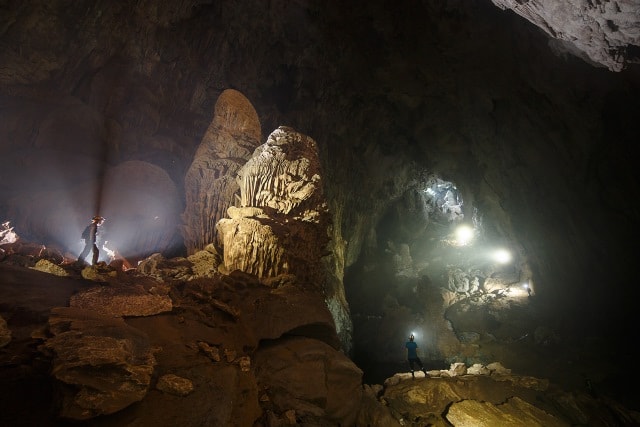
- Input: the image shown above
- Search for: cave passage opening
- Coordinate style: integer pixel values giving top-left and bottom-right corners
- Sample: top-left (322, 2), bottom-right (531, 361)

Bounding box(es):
top-left (345, 175), bottom-right (533, 384)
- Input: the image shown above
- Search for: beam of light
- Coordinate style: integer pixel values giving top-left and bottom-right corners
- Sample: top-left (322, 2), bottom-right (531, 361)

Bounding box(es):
top-left (25, 126), bottom-right (181, 263)
top-left (409, 329), bottom-right (424, 340)
top-left (94, 136), bottom-right (109, 222)
top-left (454, 224), bottom-right (474, 246)
top-left (507, 283), bottom-right (530, 298)
top-left (102, 241), bottom-right (116, 261)
top-left (97, 160), bottom-right (184, 261)
top-left (492, 248), bottom-right (512, 264)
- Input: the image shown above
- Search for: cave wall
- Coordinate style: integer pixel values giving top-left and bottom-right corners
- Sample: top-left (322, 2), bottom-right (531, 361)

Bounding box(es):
top-left (0, 0), bottom-right (639, 373)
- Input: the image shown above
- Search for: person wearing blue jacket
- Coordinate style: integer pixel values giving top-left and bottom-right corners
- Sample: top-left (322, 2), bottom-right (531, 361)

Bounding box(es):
top-left (405, 334), bottom-right (427, 379)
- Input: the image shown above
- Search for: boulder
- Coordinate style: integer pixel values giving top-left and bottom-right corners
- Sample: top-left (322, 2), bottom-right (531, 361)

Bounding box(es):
top-left (254, 336), bottom-right (363, 426)
top-left (42, 307), bottom-right (157, 420)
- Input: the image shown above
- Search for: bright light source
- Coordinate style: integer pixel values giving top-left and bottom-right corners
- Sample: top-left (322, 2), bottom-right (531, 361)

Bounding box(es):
top-left (454, 225), bottom-right (474, 246)
top-left (0, 221), bottom-right (18, 244)
top-left (493, 249), bottom-right (512, 264)
top-left (102, 242), bottom-right (116, 261)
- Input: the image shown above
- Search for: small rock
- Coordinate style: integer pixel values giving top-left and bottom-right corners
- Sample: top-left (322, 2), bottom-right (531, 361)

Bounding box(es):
top-left (156, 374), bottom-right (194, 396)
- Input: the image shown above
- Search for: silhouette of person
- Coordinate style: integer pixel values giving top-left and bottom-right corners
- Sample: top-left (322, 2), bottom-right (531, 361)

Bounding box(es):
top-left (405, 334), bottom-right (427, 379)
top-left (78, 216), bottom-right (105, 265)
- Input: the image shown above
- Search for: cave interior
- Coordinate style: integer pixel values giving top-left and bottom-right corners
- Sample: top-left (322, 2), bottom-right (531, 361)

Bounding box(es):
top-left (1, 0), bottom-right (640, 425)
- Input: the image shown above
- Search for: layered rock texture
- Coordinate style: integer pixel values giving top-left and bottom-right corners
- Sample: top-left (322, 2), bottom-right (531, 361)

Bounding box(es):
top-left (491, 0), bottom-right (640, 71)
top-left (182, 89), bottom-right (262, 254)
top-left (1, 0), bottom-right (640, 425)
top-left (2, 253), bottom-right (639, 426)
top-left (217, 126), bottom-right (329, 284)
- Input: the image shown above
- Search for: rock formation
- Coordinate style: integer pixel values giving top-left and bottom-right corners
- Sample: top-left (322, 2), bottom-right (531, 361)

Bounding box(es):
top-left (491, 0), bottom-right (640, 71)
top-left (3, 247), bottom-right (639, 426)
top-left (0, 0), bottom-right (639, 425)
top-left (182, 89), bottom-right (262, 254)
top-left (217, 126), bottom-right (329, 284)
top-left (41, 307), bottom-right (158, 420)
top-left (0, 111), bottom-right (366, 425)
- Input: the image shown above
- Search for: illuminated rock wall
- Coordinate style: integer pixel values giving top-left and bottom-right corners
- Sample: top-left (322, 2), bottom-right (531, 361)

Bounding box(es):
top-left (182, 89), bottom-right (262, 254)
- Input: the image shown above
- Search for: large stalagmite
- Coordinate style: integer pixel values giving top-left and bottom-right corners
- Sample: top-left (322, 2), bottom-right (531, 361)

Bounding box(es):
top-left (216, 126), bottom-right (329, 287)
top-left (182, 89), bottom-right (262, 254)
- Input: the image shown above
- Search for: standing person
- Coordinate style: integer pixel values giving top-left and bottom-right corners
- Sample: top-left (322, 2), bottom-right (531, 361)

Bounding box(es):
top-left (78, 216), bottom-right (105, 265)
top-left (405, 334), bottom-right (427, 379)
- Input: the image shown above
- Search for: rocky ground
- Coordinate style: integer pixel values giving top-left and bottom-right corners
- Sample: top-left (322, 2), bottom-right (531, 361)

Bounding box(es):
top-left (1, 244), bottom-right (640, 426)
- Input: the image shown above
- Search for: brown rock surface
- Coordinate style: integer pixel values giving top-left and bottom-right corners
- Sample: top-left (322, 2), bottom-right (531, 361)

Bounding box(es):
top-left (378, 371), bottom-right (640, 426)
top-left (0, 0), bottom-right (639, 425)
top-left (182, 89), bottom-right (262, 254)
top-left (1, 259), bottom-right (639, 426)
top-left (254, 336), bottom-right (363, 426)
top-left (42, 307), bottom-right (157, 420)
top-left (217, 126), bottom-right (330, 286)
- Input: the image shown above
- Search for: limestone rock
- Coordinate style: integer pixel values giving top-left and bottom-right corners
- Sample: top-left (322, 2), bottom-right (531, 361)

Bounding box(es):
top-left (3, 254), bottom-right (639, 426)
top-left (80, 264), bottom-right (119, 282)
top-left (187, 244), bottom-right (222, 279)
top-left (381, 373), bottom-right (564, 425)
top-left (197, 341), bottom-right (221, 361)
top-left (31, 259), bottom-right (69, 276)
top-left (217, 212), bottom-right (286, 279)
top-left (254, 336), bottom-right (363, 426)
top-left (356, 384), bottom-right (399, 427)
top-left (490, 0), bottom-right (640, 71)
top-left (156, 374), bottom-right (194, 396)
top-left (449, 362), bottom-right (467, 376)
top-left (173, 271), bottom-right (341, 350)
top-left (217, 126), bottom-right (330, 286)
top-left (42, 307), bottom-right (156, 420)
top-left (487, 361), bottom-right (512, 375)
top-left (236, 126), bottom-right (326, 217)
top-left (446, 396), bottom-right (568, 426)
top-left (237, 355), bottom-right (251, 372)
top-left (467, 363), bottom-right (491, 375)
top-left (69, 285), bottom-right (172, 317)
top-left (182, 89), bottom-right (262, 254)
top-left (136, 253), bottom-right (194, 282)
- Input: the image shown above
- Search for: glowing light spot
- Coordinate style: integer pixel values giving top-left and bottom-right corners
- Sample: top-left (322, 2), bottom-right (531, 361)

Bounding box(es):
top-left (493, 249), bottom-right (512, 264)
top-left (0, 221), bottom-right (18, 244)
top-left (101, 241), bottom-right (116, 262)
top-left (454, 225), bottom-right (474, 246)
